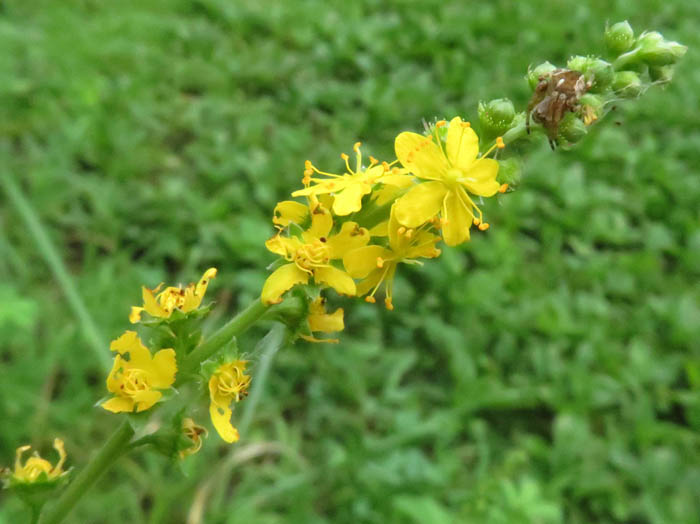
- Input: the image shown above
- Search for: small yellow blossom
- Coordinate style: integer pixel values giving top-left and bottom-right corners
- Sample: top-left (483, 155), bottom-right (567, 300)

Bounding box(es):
top-left (129, 268), bottom-right (218, 323)
top-left (179, 418), bottom-right (208, 459)
top-left (5, 438), bottom-right (68, 485)
top-left (299, 296), bottom-right (345, 343)
top-left (101, 331), bottom-right (177, 413)
top-left (209, 361), bottom-right (251, 443)
top-left (262, 202), bottom-right (370, 304)
top-left (291, 143), bottom-right (412, 216)
top-left (344, 205), bottom-right (441, 309)
top-left (394, 117), bottom-right (502, 246)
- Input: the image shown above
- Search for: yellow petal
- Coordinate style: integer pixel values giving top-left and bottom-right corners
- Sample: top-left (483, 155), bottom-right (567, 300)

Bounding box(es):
top-left (308, 306), bottom-right (344, 333)
top-left (265, 234), bottom-right (301, 258)
top-left (209, 403), bottom-right (240, 443)
top-left (356, 267), bottom-right (384, 296)
top-left (182, 267), bottom-right (217, 312)
top-left (111, 331), bottom-right (152, 371)
top-left (129, 307), bottom-right (144, 324)
top-left (405, 231), bottom-right (441, 259)
top-left (462, 158), bottom-right (500, 197)
top-left (133, 390), bottom-right (163, 412)
top-left (395, 132), bottom-right (448, 180)
top-left (308, 203), bottom-right (333, 239)
top-left (343, 245), bottom-right (391, 278)
top-left (332, 183), bottom-right (371, 216)
top-left (380, 173), bottom-right (415, 188)
top-left (261, 263), bottom-right (309, 304)
top-left (101, 396), bottom-right (135, 413)
top-left (147, 348), bottom-right (177, 389)
top-left (52, 438), bottom-right (67, 474)
top-left (313, 266), bottom-right (356, 296)
top-left (273, 200), bottom-right (310, 227)
top-left (442, 189), bottom-right (472, 247)
top-left (142, 286), bottom-right (168, 318)
top-left (446, 116), bottom-right (479, 170)
top-left (393, 181), bottom-right (447, 228)
top-left (326, 222), bottom-right (370, 259)
top-left (105, 355), bottom-right (126, 394)
top-left (369, 220), bottom-right (389, 237)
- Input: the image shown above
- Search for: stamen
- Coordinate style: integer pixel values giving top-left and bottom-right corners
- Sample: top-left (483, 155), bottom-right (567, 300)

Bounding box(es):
top-left (382, 161), bottom-right (390, 172)
top-left (376, 257), bottom-right (384, 268)
top-left (498, 183), bottom-right (508, 193)
top-left (369, 156), bottom-right (378, 165)
top-left (473, 218), bottom-right (481, 226)
top-left (496, 137), bottom-right (505, 149)
top-left (384, 297), bottom-right (394, 310)
top-left (353, 142), bottom-right (362, 153)
top-left (365, 296), bottom-right (376, 304)
top-left (397, 226), bottom-right (406, 235)
top-left (435, 120), bottom-right (447, 128)
top-left (405, 229), bottom-right (414, 239)
top-left (461, 121), bottom-right (471, 128)
top-left (478, 222), bottom-right (490, 231)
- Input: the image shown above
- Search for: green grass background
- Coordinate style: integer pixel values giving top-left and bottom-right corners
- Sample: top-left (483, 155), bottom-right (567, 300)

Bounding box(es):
top-left (1, 0), bottom-right (700, 522)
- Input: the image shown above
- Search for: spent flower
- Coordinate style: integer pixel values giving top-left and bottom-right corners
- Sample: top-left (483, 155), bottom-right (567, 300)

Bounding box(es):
top-left (209, 360), bottom-right (251, 443)
top-left (2, 439), bottom-right (69, 487)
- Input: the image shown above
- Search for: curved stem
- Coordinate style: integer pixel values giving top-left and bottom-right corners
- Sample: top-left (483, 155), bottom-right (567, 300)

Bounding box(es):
top-left (39, 420), bottom-right (135, 524)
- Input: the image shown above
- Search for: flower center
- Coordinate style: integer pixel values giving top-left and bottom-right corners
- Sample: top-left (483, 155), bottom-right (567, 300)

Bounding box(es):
top-left (216, 369), bottom-right (249, 401)
top-left (444, 168), bottom-right (463, 186)
top-left (122, 369), bottom-right (150, 396)
top-left (294, 240), bottom-right (331, 271)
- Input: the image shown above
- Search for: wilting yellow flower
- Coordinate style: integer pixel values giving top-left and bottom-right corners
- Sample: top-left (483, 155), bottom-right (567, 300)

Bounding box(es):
top-left (394, 117), bottom-right (503, 246)
top-left (344, 205), bottom-right (441, 309)
top-left (179, 418), bottom-right (208, 459)
top-left (262, 202), bottom-right (370, 304)
top-left (4, 439), bottom-right (68, 486)
top-left (209, 361), bottom-right (251, 443)
top-left (291, 143), bottom-right (412, 216)
top-left (101, 331), bottom-right (177, 413)
top-left (299, 296), bottom-right (345, 343)
top-left (129, 268), bottom-right (218, 323)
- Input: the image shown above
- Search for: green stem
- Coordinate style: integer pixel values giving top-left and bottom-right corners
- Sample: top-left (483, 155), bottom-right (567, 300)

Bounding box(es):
top-left (180, 299), bottom-right (269, 376)
top-left (0, 174), bottom-right (110, 371)
top-left (39, 420), bottom-right (135, 524)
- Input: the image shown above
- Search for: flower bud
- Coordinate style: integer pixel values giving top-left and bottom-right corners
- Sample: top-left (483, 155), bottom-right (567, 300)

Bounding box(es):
top-left (566, 56), bottom-right (613, 93)
top-left (527, 61), bottom-right (556, 90)
top-left (649, 65), bottom-right (674, 83)
top-left (478, 98), bottom-right (516, 136)
top-left (637, 31), bottom-right (687, 66)
top-left (605, 21), bottom-right (635, 55)
top-left (612, 71), bottom-right (643, 98)
top-left (558, 113), bottom-right (587, 144)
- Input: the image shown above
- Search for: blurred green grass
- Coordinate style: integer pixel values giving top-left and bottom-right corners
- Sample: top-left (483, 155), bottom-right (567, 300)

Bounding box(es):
top-left (1, 0), bottom-right (700, 522)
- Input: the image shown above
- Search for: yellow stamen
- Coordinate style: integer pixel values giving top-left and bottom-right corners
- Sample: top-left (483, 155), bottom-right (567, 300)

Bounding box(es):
top-left (473, 218), bottom-right (481, 226)
top-left (435, 120), bottom-right (447, 128)
top-left (369, 156), bottom-right (378, 165)
top-left (376, 257), bottom-right (384, 268)
top-left (365, 296), bottom-right (376, 304)
top-left (478, 222), bottom-right (490, 231)
top-left (461, 121), bottom-right (471, 128)
top-left (496, 137), bottom-right (505, 149)
top-left (499, 183), bottom-right (508, 193)
top-left (384, 297), bottom-right (394, 310)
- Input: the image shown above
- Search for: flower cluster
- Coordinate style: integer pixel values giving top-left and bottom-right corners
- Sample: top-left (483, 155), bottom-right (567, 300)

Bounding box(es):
top-left (262, 116), bottom-right (507, 313)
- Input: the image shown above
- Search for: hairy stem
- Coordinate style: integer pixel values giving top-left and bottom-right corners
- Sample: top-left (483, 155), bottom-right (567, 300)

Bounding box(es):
top-left (39, 420), bottom-right (135, 524)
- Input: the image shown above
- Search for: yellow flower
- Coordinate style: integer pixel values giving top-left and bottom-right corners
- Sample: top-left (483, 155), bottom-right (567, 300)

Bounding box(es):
top-left (394, 117), bottom-right (504, 246)
top-left (344, 205), bottom-right (441, 309)
top-left (261, 202), bottom-right (370, 304)
top-left (291, 143), bottom-right (412, 216)
top-left (5, 438), bottom-right (68, 484)
top-left (101, 331), bottom-right (177, 413)
top-left (179, 418), bottom-right (208, 459)
top-left (129, 268), bottom-right (218, 323)
top-left (209, 360), bottom-right (251, 443)
top-left (299, 296), bottom-right (345, 343)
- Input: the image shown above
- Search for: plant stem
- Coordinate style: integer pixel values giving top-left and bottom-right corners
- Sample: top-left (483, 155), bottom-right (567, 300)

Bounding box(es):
top-left (180, 299), bottom-right (269, 375)
top-left (0, 174), bottom-right (110, 371)
top-left (39, 420), bottom-right (135, 524)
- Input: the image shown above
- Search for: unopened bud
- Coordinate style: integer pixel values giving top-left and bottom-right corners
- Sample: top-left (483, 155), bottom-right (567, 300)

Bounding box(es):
top-left (527, 61), bottom-right (557, 90)
top-left (612, 71), bottom-right (643, 98)
top-left (566, 56), bottom-right (613, 93)
top-left (478, 98), bottom-right (515, 136)
top-left (637, 31), bottom-right (687, 66)
top-left (558, 113), bottom-right (587, 144)
top-left (605, 21), bottom-right (635, 55)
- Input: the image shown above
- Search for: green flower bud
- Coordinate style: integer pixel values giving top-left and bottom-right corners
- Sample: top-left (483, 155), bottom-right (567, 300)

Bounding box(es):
top-left (478, 98), bottom-right (516, 136)
top-left (527, 61), bottom-right (557, 90)
top-left (649, 65), bottom-right (674, 83)
top-left (558, 113), bottom-right (587, 144)
top-left (566, 56), bottom-right (613, 93)
top-left (637, 31), bottom-right (687, 66)
top-left (612, 71), bottom-right (643, 98)
top-left (605, 21), bottom-right (635, 55)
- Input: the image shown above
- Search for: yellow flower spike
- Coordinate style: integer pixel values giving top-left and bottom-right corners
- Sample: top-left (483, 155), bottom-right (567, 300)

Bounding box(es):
top-left (262, 202), bottom-right (369, 304)
top-left (101, 331), bottom-right (177, 413)
top-left (394, 116), bottom-right (501, 246)
top-left (300, 296), bottom-right (345, 343)
top-left (292, 144), bottom-right (411, 216)
top-left (179, 418), bottom-right (208, 459)
top-left (208, 361), bottom-right (251, 443)
top-left (8, 438), bottom-right (68, 484)
top-left (343, 205), bottom-right (441, 308)
top-left (129, 268), bottom-right (218, 323)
